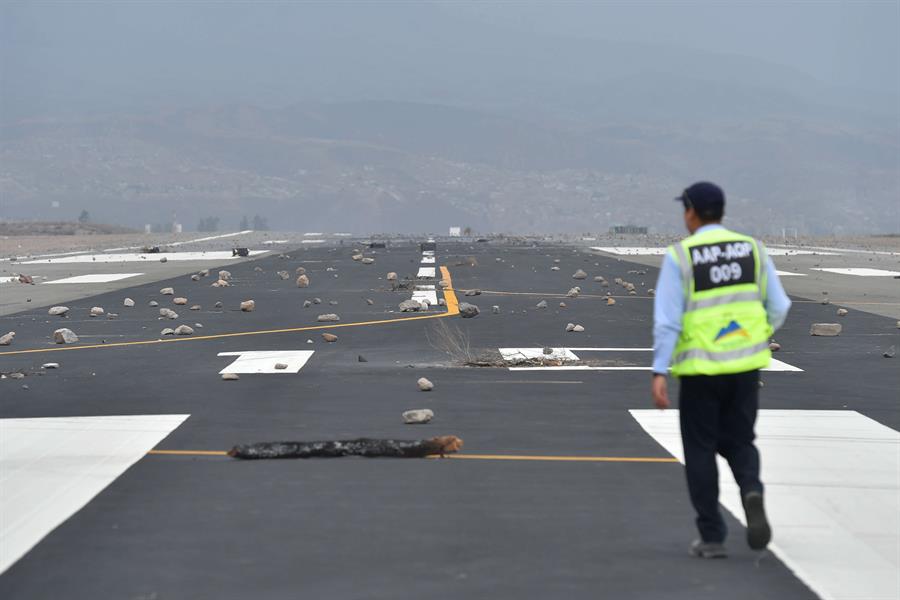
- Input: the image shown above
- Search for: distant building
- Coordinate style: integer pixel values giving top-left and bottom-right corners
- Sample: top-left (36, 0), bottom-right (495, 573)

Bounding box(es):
top-left (449, 226), bottom-right (461, 237)
top-left (610, 225), bottom-right (648, 234)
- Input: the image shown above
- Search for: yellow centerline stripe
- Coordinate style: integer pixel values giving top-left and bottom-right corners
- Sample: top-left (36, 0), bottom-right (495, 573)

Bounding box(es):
top-left (0, 266), bottom-right (460, 356)
top-left (146, 449), bottom-right (677, 463)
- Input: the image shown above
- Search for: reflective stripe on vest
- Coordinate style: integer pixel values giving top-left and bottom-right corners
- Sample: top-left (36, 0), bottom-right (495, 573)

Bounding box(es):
top-left (669, 228), bottom-right (772, 376)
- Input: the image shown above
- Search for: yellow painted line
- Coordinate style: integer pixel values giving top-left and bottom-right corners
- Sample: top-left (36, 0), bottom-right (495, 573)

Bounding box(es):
top-left (0, 266), bottom-right (460, 357)
top-left (439, 265), bottom-right (459, 314)
top-left (145, 449), bottom-right (677, 463)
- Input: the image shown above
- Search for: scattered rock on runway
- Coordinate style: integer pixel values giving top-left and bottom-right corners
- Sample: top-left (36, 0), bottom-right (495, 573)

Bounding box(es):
top-left (191, 274), bottom-right (200, 281)
top-left (361, 257), bottom-right (375, 265)
top-left (174, 325), bottom-right (194, 335)
top-left (317, 313), bottom-right (340, 322)
top-left (810, 323), bottom-right (842, 336)
top-left (89, 306), bottom-right (105, 317)
top-left (149, 300), bottom-right (159, 307)
top-left (572, 269), bottom-right (587, 280)
top-left (123, 298), bottom-right (135, 307)
top-left (219, 270), bottom-right (232, 281)
top-left (241, 300), bottom-right (255, 312)
top-left (190, 305), bottom-right (201, 311)
top-left (160, 328), bottom-right (175, 335)
top-left (403, 409), bottom-right (434, 424)
top-left (365, 298), bottom-right (374, 305)
top-left (53, 328), bottom-right (78, 344)
top-left (221, 373), bottom-right (240, 381)
top-left (465, 289), bottom-right (481, 296)
top-left (159, 308), bottom-right (178, 319)
top-left (837, 308), bottom-right (848, 316)
top-left (160, 287), bottom-right (174, 295)
top-left (417, 377), bottom-right (434, 391)
top-left (296, 274), bottom-right (310, 287)
top-left (387, 272), bottom-right (398, 281)
top-left (274, 362), bottom-right (288, 369)
top-left (321, 333), bottom-right (338, 342)
top-left (42, 362), bottom-right (59, 369)
top-left (822, 298), bottom-right (831, 305)
top-left (399, 299), bottom-right (422, 312)
top-left (303, 300), bottom-right (312, 308)
top-left (492, 305), bottom-right (500, 314)
top-left (48, 306), bottom-right (69, 316)
top-left (566, 287), bottom-right (580, 298)
top-left (199, 269), bottom-right (209, 277)
top-left (214, 301), bottom-right (223, 309)
top-left (173, 297), bottom-right (188, 305)
top-left (276, 271), bottom-right (290, 280)
top-left (536, 300), bottom-right (548, 309)
top-left (458, 302), bottom-right (480, 318)
top-left (0, 332), bottom-right (14, 346)
top-left (769, 342), bottom-right (781, 352)
top-left (884, 346), bottom-right (896, 358)
top-left (295, 267), bottom-right (306, 275)
top-left (550, 266), bottom-right (560, 271)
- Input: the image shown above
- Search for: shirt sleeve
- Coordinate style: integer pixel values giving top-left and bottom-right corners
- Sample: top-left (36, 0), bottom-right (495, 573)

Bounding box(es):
top-left (764, 256), bottom-right (792, 332)
top-left (652, 251), bottom-right (685, 374)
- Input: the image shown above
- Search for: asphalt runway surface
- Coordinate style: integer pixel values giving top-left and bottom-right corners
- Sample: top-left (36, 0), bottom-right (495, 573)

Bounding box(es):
top-left (1, 238), bottom-right (898, 599)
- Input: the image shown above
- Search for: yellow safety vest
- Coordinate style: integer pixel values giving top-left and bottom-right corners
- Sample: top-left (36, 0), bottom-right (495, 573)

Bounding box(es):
top-left (669, 227), bottom-right (772, 376)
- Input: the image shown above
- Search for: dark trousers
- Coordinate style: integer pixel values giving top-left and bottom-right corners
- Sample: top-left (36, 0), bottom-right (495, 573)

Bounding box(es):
top-left (678, 369), bottom-right (763, 543)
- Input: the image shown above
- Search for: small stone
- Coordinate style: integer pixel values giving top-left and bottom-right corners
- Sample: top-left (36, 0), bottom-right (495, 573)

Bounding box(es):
top-left (438, 298), bottom-right (446, 306)
top-left (160, 328), bottom-right (175, 335)
top-left (458, 302), bottom-right (480, 318)
top-left (822, 298), bottom-right (831, 305)
top-left (358, 355), bottom-right (368, 362)
top-left (565, 323), bottom-right (576, 332)
top-left (769, 342), bottom-right (781, 352)
top-left (8, 372), bottom-right (25, 379)
top-left (593, 276), bottom-right (605, 282)
top-left (572, 325), bottom-right (585, 332)
top-left (211, 279), bottom-right (230, 288)
top-left (123, 298), bottom-right (135, 307)
top-left (307, 339), bottom-right (314, 344)
top-left (295, 267), bottom-right (306, 275)
top-left (89, 306), bottom-right (104, 317)
top-left (329, 300), bottom-right (338, 306)
top-left (572, 269), bottom-right (587, 280)
top-left (536, 300), bottom-right (548, 309)
top-left (149, 300), bottom-right (159, 307)
top-left (219, 270), bottom-right (232, 281)
top-left (492, 305), bottom-right (500, 314)
top-left (53, 328), bottom-right (78, 344)
top-left (884, 345), bottom-right (896, 359)
top-left (221, 373), bottom-right (240, 381)
top-left (550, 266), bottom-right (560, 271)
top-left (240, 300), bottom-right (255, 312)
top-left (465, 289), bottom-right (481, 296)
top-left (417, 377), bottom-right (434, 391)
top-left (352, 253), bottom-right (363, 261)
top-left (317, 313), bottom-right (340, 322)
top-left (317, 332), bottom-right (338, 343)
top-left (361, 257), bottom-right (375, 265)
top-left (648, 289), bottom-right (655, 296)
top-left (173, 297), bottom-right (188, 305)
top-left (277, 271), bottom-right (290, 280)
top-left (160, 287), bottom-right (174, 295)
top-left (42, 362), bottom-right (59, 369)
top-left (387, 272), bottom-right (398, 281)
top-left (836, 308), bottom-right (848, 316)
top-left (296, 274), bottom-right (310, 288)
top-left (18, 274), bottom-right (33, 284)
top-left (303, 300), bottom-right (312, 308)
top-left (191, 274), bottom-right (201, 281)
top-left (313, 298), bottom-right (322, 304)
top-left (607, 297), bottom-right (616, 306)
top-left (566, 287), bottom-right (580, 298)
top-left (399, 299), bottom-right (423, 312)
top-left (190, 305), bottom-right (201, 311)
top-left (403, 409), bottom-right (434, 424)
top-left (48, 306), bottom-right (69, 316)
top-left (173, 325), bottom-right (194, 335)
top-left (810, 323), bottom-right (842, 336)
top-left (199, 269), bottom-right (209, 277)
top-left (0, 332), bottom-right (14, 345)
top-left (365, 298), bottom-right (374, 305)
top-left (194, 323), bottom-right (203, 328)
top-left (274, 362), bottom-right (288, 369)
top-left (107, 313), bottom-right (118, 320)
top-left (214, 301), bottom-right (223, 309)
top-left (159, 308), bottom-right (179, 319)
top-left (159, 256), bottom-right (168, 263)
top-left (559, 302), bottom-right (567, 308)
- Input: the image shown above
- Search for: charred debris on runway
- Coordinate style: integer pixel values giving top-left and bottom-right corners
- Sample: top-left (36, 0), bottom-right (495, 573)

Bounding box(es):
top-left (228, 436), bottom-right (463, 459)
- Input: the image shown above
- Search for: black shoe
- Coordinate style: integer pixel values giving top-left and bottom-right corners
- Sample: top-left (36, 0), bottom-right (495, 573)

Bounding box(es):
top-left (743, 491), bottom-right (772, 550)
top-left (689, 539), bottom-right (728, 559)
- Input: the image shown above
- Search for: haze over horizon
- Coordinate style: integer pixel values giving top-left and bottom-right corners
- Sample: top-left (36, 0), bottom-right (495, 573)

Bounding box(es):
top-left (2, 1), bottom-right (898, 235)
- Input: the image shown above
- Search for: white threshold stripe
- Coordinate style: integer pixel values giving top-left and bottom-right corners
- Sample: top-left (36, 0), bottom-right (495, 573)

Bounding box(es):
top-left (416, 267), bottom-right (436, 278)
top-left (44, 273), bottom-right (144, 285)
top-left (811, 268), bottom-right (900, 277)
top-left (422, 250), bottom-right (435, 256)
top-left (630, 409), bottom-right (900, 600)
top-left (218, 350), bottom-right (314, 374)
top-left (412, 290), bottom-right (438, 306)
top-left (499, 348), bottom-right (801, 372)
top-left (421, 256), bottom-right (436, 264)
top-left (0, 415), bottom-right (190, 575)
top-left (21, 251), bottom-right (266, 264)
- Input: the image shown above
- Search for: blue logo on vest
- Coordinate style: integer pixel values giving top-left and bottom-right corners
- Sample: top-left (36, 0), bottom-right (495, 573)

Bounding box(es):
top-left (714, 320), bottom-right (750, 343)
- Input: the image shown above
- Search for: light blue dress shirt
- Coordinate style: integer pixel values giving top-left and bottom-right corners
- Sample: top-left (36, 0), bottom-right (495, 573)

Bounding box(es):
top-left (652, 224), bottom-right (792, 375)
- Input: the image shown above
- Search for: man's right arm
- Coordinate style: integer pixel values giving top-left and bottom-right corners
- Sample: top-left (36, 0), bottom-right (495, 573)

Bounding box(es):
top-left (763, 256), bottom-right (791, 331)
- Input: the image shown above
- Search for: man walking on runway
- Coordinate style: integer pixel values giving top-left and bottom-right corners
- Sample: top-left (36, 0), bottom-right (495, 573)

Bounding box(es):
top-left (651, 181), bottom-right (791, 558)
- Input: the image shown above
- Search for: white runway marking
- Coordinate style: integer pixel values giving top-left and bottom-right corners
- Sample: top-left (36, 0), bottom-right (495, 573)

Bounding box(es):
top-left (303, 232), bottom-right (324, 236)
top-left (412, 290), bottom-right (438, 306)
top-left (103, 230), bottom-right (254, 252)
top-left (630, 409), bottom-right (900, 600)
top-left (500, 348), bottom-right (801, 372)
top-left (775, 270), bottom-right (806, 277)
top-left (0, 414), bottom-right (190, 575)
top-left (421, 256), bottom-right (436, 264)
top-left (21, 251), bottom-right (266, 264)
top-left (422, 250), bottom-right (435, 257)
top-left (415, 284), bottom-right (436, 290)
top-left (217, 350), bottom-right (314, 374)
top-left (262, 240), bottom-right (289, 245)
top-left (811, 268), bottom-right (900, 277)
top-left (0, 277), bottom-right (21, 284)
top-left (416, 267), bottom-right (436, 278)
top-left (300, 239), bottom-right (325, 244)
top-left (591, 247), bottom-right (839, 257)
top-left (44, 273), bottom-right (143, 285)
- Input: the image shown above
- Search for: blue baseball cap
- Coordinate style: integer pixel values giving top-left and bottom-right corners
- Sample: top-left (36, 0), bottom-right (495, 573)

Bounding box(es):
top-left (675, 181), bottom-right (725, 217)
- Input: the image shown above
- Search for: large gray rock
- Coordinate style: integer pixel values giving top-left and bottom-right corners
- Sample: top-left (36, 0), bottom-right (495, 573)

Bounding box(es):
top-left (417, 377), bottom-right (434, 391)
top-left (173, 325), bottom-right (194, 336)
top-left (572, 269), bottom-right (588, 280)
top-left (48, 306), bottom-right (69, 316)
top-left (159, 287), bottom-right (174, 295)
top-left (123, 298), bottom-right (135, 307)
top-left (317, 313), bottom-right (340, 322)
top-left (536, 300), bottom-right (548, 309)
top-left (296, 274), bottom-right (310, 288)
top-left (160, 328), bottom-right (175, 336)
top-left (159, 308), bottom-right (179, 319)
top-left (218, 270), bottom-right (232, 281)
top-left (173, 297), bottom-right (188, 305)
top-left (458, 302), bottom-right (480, 318)
top-left (89, 306), bottom-right (105, 317)
top-left (403, 409), bottom-right (434, 424)
top-left (399, 299), bottom-right (422, 312)
top-left (53, 328), bottom-right (78, 344)
top-left (0, 331), bottom-right (14, 346)
top-left (810, 323), bottom-right (842, 336)
top-left (240, 300), bottom-right (255, 312)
